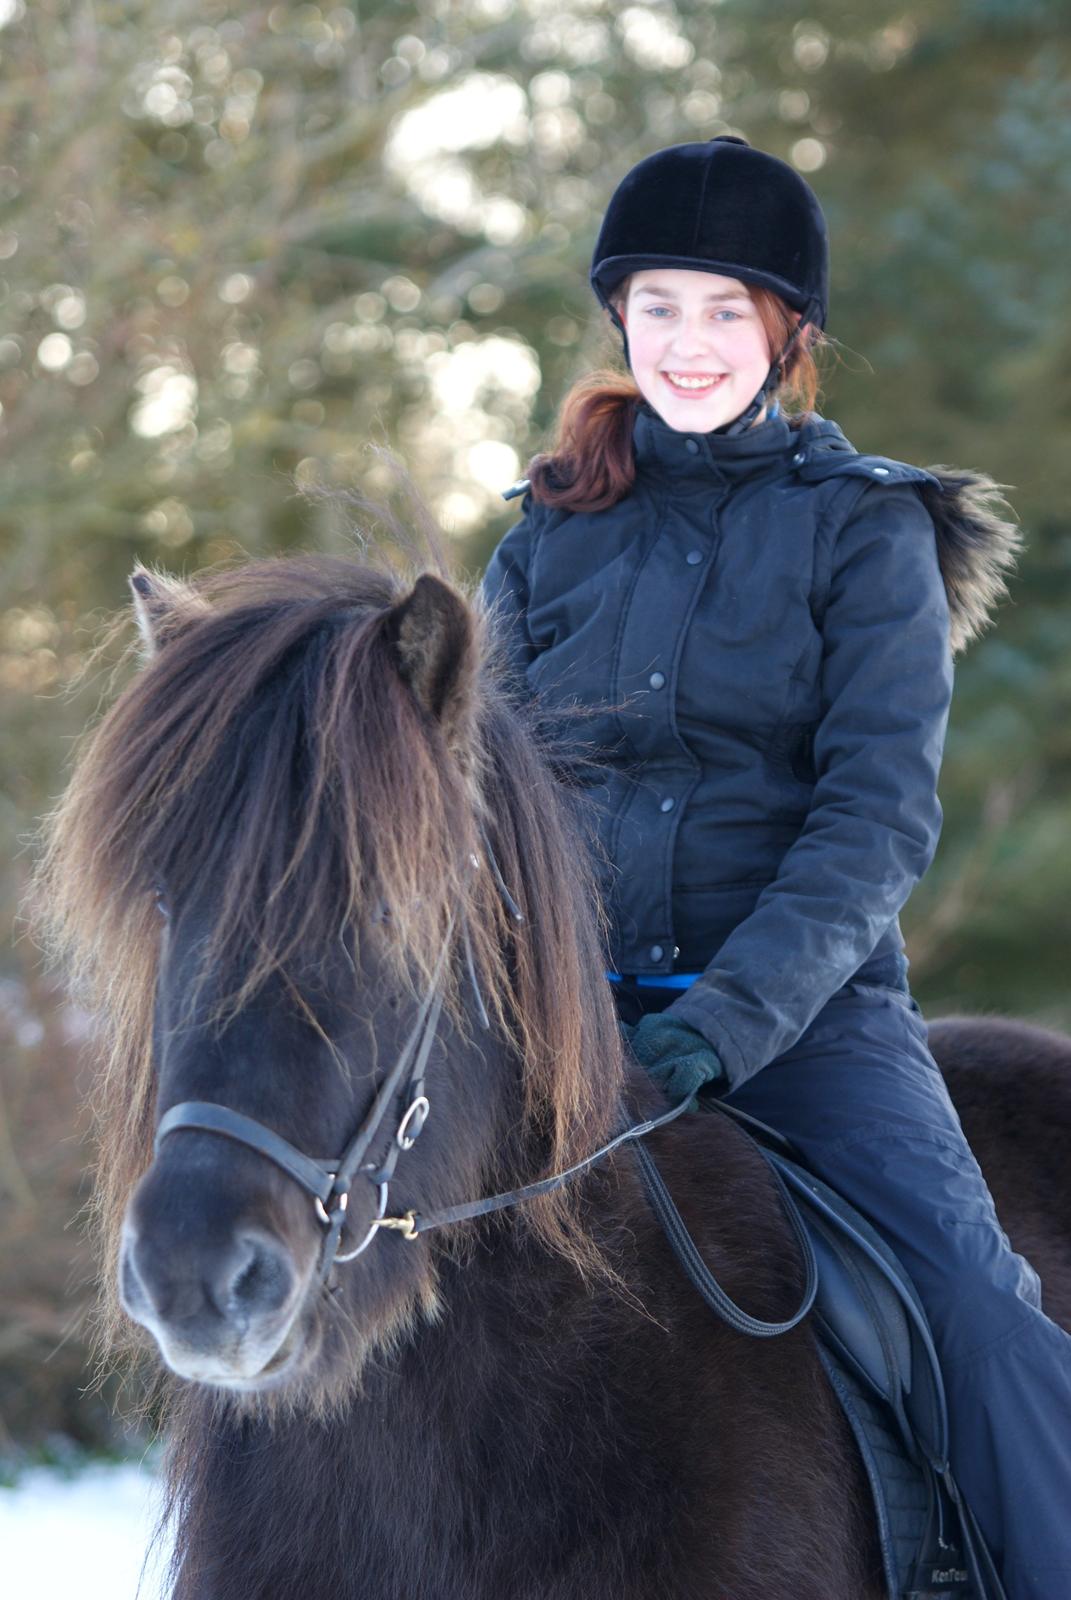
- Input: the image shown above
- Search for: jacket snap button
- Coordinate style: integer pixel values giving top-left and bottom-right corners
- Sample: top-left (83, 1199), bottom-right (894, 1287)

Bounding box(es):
top-left (685, 550), bottom-right (702, 565)
top-left (649, 944), bottom-right (664, 962)
top-left (659, 797), bottom-right (675, 813)
top-left (685, 439), bottom-right (700, 455)
top-left (649, 671), bottom-right (666, 689)
top-left (872, 466), bottom-right (890, 476)
top-left (792, 451), bottom-right (805, 465)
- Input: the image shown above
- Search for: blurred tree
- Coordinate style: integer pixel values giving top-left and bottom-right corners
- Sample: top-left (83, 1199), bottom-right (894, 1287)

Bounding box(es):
top-left (1, 0), bottom-right (1069, 1448)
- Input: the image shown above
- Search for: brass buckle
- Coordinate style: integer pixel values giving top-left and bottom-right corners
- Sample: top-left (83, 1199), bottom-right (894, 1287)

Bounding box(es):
top-left (376, 1210), bottom-right (419, 1240)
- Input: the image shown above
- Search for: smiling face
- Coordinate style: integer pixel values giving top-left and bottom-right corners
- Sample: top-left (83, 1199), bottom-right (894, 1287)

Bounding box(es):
top-left (619, 268), bottom-right (773, 433)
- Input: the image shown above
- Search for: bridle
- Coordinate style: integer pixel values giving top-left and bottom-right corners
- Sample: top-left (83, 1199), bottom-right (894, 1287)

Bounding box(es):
top-left (155, 904), bottom-right (455, 1286)
top-left (154, 847), bottom-right (818, 1336)
top-left (154, 879), bottom-right (693, 1288)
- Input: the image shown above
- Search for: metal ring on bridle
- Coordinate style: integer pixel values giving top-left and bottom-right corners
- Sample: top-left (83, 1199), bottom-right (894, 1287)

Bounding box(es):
top-left (314, 1181), bottom-right (344, 1228)
top-left (397, 1095), bottom-right (430, 1151)
top-left (334, 1180), bottom-right (389, 1263)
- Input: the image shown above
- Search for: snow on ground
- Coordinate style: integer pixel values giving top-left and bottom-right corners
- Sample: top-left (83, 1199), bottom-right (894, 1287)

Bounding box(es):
top-left (0, 1460), bottom-right (168, 1599)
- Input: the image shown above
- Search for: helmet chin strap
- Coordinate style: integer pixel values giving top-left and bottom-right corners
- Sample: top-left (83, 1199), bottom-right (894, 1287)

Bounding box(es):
top-left (612, 299), bottom-right (815, 437)
top-left (714, 361), bottom-right (781, 437)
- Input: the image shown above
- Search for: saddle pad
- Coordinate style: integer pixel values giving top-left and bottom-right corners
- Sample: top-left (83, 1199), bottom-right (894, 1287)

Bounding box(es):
top-left (815, 1342), bottom-right (972, 1600)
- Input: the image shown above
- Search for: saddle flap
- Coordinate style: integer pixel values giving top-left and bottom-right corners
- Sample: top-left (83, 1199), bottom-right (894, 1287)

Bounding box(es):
top-left (807, 1210), bottom-right (915, 1432)
top-left (765, 1151), bottom-right (951, 1473)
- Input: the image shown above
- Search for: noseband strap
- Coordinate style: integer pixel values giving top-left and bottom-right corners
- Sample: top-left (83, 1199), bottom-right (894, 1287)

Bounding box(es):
top-left (155, 1101), bottom-right (338, 1207)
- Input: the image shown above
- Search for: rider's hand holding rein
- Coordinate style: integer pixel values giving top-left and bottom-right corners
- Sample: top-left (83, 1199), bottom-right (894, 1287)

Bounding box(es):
top-left (626, 1015), bottom-right (726, 1111)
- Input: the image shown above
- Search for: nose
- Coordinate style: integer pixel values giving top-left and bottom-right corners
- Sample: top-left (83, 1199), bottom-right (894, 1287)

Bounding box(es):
top-left (121, 1223), bottom-right (299, 1333)
top-left (671, 316), bottom-right (721, 360)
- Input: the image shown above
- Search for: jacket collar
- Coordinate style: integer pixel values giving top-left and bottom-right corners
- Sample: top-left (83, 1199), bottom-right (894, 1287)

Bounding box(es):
top-left (632, 401), bottom-right (848, 485)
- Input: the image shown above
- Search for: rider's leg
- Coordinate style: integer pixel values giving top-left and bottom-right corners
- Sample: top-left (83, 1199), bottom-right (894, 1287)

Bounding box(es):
top-left (706, 981), bottom-right (1071, 1600)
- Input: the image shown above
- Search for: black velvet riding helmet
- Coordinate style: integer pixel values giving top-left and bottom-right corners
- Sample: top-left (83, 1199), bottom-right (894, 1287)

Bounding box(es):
top-left (589, 136), bottom-right (830, 433)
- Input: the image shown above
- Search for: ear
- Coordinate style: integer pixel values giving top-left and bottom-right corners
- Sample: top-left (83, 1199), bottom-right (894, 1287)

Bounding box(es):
top-left (385, 573), bottom-right (478, 751)
top-left (129, 564), bottom-right (209, 658)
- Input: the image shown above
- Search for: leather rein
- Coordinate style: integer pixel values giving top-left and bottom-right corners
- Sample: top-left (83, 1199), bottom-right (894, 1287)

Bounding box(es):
top-left (154, 850), bottom-right (818, 1334)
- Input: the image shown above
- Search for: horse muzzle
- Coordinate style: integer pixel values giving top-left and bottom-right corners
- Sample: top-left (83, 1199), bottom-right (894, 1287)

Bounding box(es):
top-left (119, 1208), bottom-right (314, 1387)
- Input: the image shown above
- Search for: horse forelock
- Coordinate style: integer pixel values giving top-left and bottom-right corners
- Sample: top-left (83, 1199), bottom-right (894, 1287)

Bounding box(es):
top-left (36, 551), bottom-right (625, 1361)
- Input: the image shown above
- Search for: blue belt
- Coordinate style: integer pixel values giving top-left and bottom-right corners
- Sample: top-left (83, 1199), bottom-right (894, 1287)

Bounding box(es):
top-left (606, 972), bottom-right (701, 990)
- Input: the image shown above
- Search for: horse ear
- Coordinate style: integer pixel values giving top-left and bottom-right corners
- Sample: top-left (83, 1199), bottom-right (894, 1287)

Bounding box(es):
top-left (129, 564), bottom-right (209, 658)
top-left (385, 573), bottom-right (477, 748)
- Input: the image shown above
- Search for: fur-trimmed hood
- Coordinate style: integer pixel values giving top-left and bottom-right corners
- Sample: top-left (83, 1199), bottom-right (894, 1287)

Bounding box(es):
top-left (789, 417), bottom-right (1024, 657)
top-left (915, 468), bottom-right (1024, 656)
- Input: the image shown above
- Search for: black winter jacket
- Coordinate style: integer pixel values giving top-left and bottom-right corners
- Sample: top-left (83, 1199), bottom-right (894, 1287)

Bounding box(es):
top-left (481, 402), bottom-right (1019, 1089)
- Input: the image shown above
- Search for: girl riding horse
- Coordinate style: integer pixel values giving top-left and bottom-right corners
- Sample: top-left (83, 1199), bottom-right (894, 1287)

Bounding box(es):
top-left (481, 135), bottom-right (1071, 1598)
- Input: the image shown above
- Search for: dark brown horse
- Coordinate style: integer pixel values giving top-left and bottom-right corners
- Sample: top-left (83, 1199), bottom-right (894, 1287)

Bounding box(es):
top-left (38, 553), bottom-right (1071, 1600)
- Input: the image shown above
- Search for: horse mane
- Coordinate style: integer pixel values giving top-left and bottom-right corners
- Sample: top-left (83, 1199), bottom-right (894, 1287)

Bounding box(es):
top-left (35, 548), bottom-right (625, 1357)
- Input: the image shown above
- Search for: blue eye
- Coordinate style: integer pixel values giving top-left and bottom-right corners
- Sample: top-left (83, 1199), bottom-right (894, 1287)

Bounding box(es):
top-left (642, 305), bottom-right (743, 320)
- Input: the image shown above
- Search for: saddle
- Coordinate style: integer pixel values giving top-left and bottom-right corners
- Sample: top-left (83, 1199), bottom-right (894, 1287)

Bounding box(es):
top-left (637, 1095), bottom-right (1008, 1600)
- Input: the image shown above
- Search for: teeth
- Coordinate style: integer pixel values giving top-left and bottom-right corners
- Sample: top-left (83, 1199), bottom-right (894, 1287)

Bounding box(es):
top-left (666, 373), bottom-right (723, 389)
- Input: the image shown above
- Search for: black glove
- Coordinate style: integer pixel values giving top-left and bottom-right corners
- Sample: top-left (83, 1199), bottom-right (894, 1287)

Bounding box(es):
top-left (626, 1013), bottom-right (725, 1109)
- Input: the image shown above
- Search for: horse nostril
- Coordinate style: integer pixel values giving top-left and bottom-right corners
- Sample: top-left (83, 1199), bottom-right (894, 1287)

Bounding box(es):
top-left (219, 1232), bottom-right (297, 1320)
